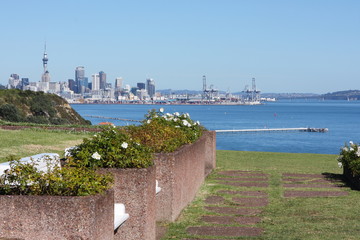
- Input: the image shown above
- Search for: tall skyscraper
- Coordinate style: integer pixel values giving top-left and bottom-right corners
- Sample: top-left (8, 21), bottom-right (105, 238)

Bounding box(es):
top-left (75, 66), bottom-right (85, 93)
top-left (41, 44), bottom-right (51, 83)
top-left (146, 78), bottom-right (155, 98)
top-left (99, 71), bottom-right (107, 90)
top-left (92, 74), bottom-right (100, 91)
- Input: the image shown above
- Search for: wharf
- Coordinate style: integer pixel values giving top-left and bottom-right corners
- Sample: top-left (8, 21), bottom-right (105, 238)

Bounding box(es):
top-left (215, 127), bottom-right (328, 133)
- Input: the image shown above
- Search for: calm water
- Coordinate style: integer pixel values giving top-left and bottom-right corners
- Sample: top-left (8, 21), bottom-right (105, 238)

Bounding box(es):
top-left (71, 100), bottom-right (360, 155)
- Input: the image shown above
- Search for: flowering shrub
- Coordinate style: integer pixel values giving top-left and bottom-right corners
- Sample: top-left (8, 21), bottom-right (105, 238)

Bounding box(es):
top-left (0, 156), bottom-right (113, 196)
top-left (337, 141), bottom-right (360, 176)
top-left (67, 126), bottom-right (153, 169)
top-left (126, 108), bottom-right (205, 153)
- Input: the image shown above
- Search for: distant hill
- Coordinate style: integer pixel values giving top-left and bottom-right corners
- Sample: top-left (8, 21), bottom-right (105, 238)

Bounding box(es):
top-left (0, 89), bottom-right (91, 125)
top-left (321, 90), bottom-right (360, 100)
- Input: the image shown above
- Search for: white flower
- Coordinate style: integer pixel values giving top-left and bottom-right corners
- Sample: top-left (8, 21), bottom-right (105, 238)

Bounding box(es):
top-left (338, 162), bottom-right (343, 168)
top-left (93, 134), bottom-right (97, 137)
top-left (147, 120), bottom-right (151, 124)
top-left (349, 141), bottom-right (354, 145)
top-left (350, 147), bottom-right (354, 152)
top-left (64, 146), bottom-right (77, 158)
top-left (173, 118), bottom-right (178, 122)
top-left (174, 112), bottom-right (180, 116)
top-left (356, 148), bottom-right (360, 157)
top-left (182, 119), bottom-right (189, 126)
top-left (196, 121), bottom-right (200, 125)
top-left (175, 126), bottom-right (180, 128)
top-left (159, 108), bottom-right (164, 113)
top-left (343, 147), bottom-right (349, 152)
top-left (92, 152), bottom-right (101, 160)
top-left (121, 142), bottom-right (128, 149)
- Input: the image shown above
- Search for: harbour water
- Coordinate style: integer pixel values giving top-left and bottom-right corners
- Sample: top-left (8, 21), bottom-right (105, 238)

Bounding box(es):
top-left (71, 100), bottom-right (360, 155)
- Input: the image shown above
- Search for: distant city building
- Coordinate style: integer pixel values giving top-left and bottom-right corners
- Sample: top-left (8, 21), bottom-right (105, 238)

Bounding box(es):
top-left (10, 74), bottom-right (19, 80)
top-left (68, 79), bottom-right (76, 92)
top-left (75, 66), bottom-right (86, 94)
top-left (8, 74), bottom-right (21, 89)
top-left (21, 78), bottom-right (29, 89)
top-left (137, 82), bottom-right (146, 90)
top-left (146, 78), bottom-right (155, 98)
top-left (41, 44), bottom-right (51, 83)
top-left (130, 87), bottom-right (139, 95)
top-left (136, 89), bottom-right (148, 100)
top-left (115, 77), bottom-right (123, 91)
top-left (92, 74), bottom-right (100, 91)
top-left (99, 71), bottom-right (107, 90)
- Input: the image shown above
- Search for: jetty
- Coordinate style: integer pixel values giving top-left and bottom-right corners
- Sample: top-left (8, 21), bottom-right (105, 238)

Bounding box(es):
top-left (215, 127), bottom-right (328, 133)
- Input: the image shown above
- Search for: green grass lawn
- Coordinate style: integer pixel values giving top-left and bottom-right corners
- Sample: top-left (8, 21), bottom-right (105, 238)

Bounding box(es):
top-left (0, 128), bottom-right (92, 162)
top-left (162, 150), bottom-right (360, 240)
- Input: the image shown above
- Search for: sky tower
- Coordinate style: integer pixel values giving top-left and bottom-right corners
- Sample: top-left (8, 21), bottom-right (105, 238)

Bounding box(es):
top-left (41, 43), bottom-right (50, 82)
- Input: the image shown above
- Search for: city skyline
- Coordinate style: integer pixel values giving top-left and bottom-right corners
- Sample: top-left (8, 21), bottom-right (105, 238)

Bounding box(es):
top-left (0, 1), bottom-right (359, 94)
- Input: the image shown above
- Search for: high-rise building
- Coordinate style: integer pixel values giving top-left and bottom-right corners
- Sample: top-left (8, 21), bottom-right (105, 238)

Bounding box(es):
top-left (92, 74), bottom-right (100, 91)
top-left (115, 77), bottom-right (123, 90)
top-left (75, 66), bottom-right (85, 94)
top-left (41, 44), bottom-right (51, 83)
top-left (99, 71), bottom-right (107, 90)
top-left (68, 79), bottom-right (75, 92)
top-left (21, 78), bottom-right (29, 89)
top-left (137, 82), bottom-right (146, 90)
top-left (8, 74), bottom-right (21, 89)
top-left (146, 78), bottom-right (155, 98)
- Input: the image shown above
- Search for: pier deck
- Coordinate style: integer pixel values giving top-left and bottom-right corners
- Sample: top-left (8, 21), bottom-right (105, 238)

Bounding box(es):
top-left (215, 128), bottom-right (328, 133)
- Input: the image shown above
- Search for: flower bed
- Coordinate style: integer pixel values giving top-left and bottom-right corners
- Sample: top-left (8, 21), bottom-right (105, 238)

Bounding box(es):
top-left (67, 126), bottom-right (156, 240)
top-left (0, 157), bottom-right (114, 240)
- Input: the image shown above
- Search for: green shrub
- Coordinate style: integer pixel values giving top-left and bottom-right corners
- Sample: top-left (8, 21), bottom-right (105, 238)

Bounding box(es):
top-left (338, 141), bottom-right (360, 176)
top-left (0, 104), bottom-right (24, 122)
top-left (0, 156), bottom-right (113, 196)
top-left (67, 126), bottom-right (153, 169)
top-left (126, 108), bottom-right (205, 153)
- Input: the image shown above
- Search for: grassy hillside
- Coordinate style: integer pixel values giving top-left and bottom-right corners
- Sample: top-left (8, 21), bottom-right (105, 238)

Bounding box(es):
top-left (0, 89), bottom-right (90, 125)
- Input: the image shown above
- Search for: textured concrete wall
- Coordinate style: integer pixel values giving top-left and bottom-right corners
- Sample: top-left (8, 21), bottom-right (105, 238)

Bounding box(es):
top-left (0, 189), bottom-right (114, 240)
top-left (100, 166), bottom-right (156, 240)
top-left (155, 131), bottom-right (215, 222)
top-left (204, 131), bottom-right (217, 176)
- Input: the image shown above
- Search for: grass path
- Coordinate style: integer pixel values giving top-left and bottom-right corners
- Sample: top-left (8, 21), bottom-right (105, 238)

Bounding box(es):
top-left (161, 150), bottom-right (360, 240)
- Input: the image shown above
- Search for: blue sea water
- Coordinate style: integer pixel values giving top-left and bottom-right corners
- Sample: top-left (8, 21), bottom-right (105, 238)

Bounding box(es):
top-left (71, 100), bottom-right (360, 155)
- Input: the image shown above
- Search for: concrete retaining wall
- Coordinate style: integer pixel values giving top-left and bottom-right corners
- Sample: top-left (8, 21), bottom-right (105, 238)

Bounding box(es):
top-left (154, 131), bottom-right (216, 222)
top-left (99, 165), bottom-right (156, 240)
top-left (204, 131), bottom-right (217, 176)
top-left (0, 189), bottom-right (114, 240)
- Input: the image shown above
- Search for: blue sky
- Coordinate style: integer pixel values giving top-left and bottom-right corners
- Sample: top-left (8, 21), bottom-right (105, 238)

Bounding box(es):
top-left (0, 0), bottom-right (359, 93)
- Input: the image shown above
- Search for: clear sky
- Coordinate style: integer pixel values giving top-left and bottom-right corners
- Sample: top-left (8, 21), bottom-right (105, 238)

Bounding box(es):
top-left (0, 0), bottom-right (359, 93)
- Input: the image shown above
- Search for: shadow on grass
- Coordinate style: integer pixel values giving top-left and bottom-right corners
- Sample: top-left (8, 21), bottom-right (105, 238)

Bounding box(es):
top-left (322, 172), bottom-right (358, 190)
